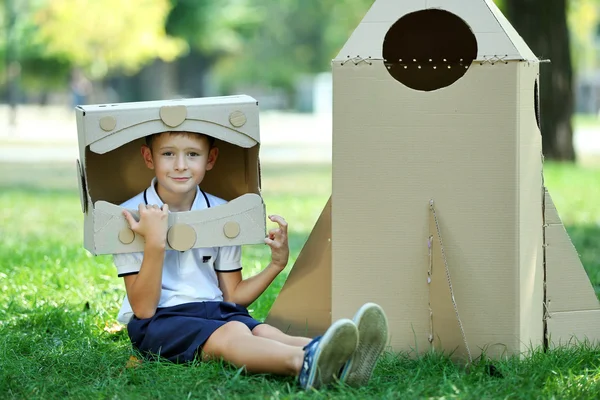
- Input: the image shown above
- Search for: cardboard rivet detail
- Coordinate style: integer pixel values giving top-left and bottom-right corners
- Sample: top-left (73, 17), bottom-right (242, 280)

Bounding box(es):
top-left (99, 116), bottom-right (117, 131)
top-left (223, 221), bottom-right (241, 239)
top-left (118, 228), bottom-right (135, 245)
top-left (167, 223), bottom-right (196, 251)
top-left (160, 105), bottom-right (187, 127)
top-left (229, 111), bottom-right (247, 128)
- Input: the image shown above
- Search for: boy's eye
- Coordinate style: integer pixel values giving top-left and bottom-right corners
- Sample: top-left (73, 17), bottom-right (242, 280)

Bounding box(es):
top-left (188, 152), bottom-right (200, 157)
top-left (162, 152), bottom-right (174, 156)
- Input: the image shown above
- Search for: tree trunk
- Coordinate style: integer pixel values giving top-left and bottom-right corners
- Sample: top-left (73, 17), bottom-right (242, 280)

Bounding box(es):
top-left (505, 0), bottom-right (575, 161)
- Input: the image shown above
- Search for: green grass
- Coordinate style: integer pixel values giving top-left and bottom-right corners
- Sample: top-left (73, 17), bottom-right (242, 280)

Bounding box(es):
top-left (1, 161), bottom-right (600, 399)
top-left (574, 113), bottom-right (600, 130)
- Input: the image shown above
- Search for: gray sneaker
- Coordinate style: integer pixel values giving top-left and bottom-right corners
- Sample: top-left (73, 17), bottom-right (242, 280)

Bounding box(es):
top-left (339, 303), bottom-right (389, 387)
top-left (298, 318), bottom-right (358, 391)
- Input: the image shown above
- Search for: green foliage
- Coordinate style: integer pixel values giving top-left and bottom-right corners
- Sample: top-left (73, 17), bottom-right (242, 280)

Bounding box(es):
top-left (31, 0), bottom-right (186, 80)
top-left (166, 0), bottom-right (262, 56)
top-left (0, 161), bottom-right (600, 398)
top-left (1, 0), bottom-right (599, 97)
top-left (211, 0), bottom-right (375, 94)
top-left (0, 0), bottom-right (71, 89)
top-left (569, 0), bottom-right (600, 71)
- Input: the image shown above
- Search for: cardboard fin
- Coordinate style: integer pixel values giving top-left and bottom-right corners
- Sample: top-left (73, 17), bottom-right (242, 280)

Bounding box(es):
top-left (547, 310), bottom-right (600, 348)
top-left (265, 197), bottom-right (332, 337)
top-left (544, 189), bottom-right (600, 313)
top-left (429, 202), bottom-right (470, 360)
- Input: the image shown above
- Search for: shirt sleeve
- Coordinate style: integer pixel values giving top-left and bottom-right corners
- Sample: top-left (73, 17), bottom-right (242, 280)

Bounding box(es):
top-left (113, 252), bottom-right (143, 277)
top-left (214, 245), bottom-right (242, 272)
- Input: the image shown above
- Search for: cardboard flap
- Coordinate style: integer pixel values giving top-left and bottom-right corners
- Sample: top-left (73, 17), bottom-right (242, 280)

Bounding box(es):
top-left (429, 201), bottom-right (471, 360)
top-left (90, 121), bottom-right (257, 154)
top-left (547, 310), bottom-right (600, 348)
top-left (335, 0), bottom-right (536, 62)
top-left (265, 197), bottom-right (332, 337)
top-left (92, 193), bottom-right (266, 255)
top-left (173, 193), bottom-right (265, 225)
top-left (77, 95), bottom-right (260, 152)
top-left (544, 188), bottom-right (600, 313)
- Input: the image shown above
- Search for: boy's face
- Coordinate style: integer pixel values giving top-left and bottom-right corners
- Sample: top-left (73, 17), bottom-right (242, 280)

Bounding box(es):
top-left (141, 132), bottom-right (218, 198)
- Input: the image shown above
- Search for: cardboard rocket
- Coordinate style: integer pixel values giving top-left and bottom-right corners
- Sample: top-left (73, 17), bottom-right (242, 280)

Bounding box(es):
top-left (266, 0), bottom-right (600, 361)
top-left (75, 95), bottom-right (266, 255)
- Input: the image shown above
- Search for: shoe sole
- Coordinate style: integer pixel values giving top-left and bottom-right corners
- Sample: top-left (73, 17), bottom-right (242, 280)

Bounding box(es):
top-left (305, 318), bottom-right (358, 390)
top-left (340, 303), bottom-right (389, 387)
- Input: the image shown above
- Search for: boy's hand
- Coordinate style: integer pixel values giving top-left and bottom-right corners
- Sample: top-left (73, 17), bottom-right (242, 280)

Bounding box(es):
top-left (265, 215), bottom-right (289, 270)
top-left (123, 204), bottom-right (169, 247)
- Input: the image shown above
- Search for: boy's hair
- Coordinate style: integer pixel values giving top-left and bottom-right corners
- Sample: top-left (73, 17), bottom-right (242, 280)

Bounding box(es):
top-left (145, 132), bottom-right (216, 150)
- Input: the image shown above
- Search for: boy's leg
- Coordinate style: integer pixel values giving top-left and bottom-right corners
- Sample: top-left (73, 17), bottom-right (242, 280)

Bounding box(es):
top-left (202, 321), bottom-right (304, 376)
top-left (203, 319), bottom-right (359, 390)
top-left (251, 323), bottom-right (312, 347)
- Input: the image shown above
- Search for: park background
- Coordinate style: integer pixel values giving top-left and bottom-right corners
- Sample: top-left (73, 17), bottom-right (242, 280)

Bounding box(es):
top-left (1, 0), bottom-right (600, 399)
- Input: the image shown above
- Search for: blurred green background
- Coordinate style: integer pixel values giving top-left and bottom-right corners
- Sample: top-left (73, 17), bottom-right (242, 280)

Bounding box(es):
top-left (0, 0), bottom-right (599, 161)
top-left (1, 2), bottom-right (600, 398)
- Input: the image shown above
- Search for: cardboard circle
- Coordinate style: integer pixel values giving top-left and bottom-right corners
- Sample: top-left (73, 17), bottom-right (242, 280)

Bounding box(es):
top-left (160, 105), bottom-right (188, 128)
top-left (167, 223), bottom-right (196, 251)
top-left (118, 228), bottom-right (135, 245)
top-left (383, 9), bottom-right (477, 91)
top-left (223, 221), bottom-right (241, 239)
top-left (76, 159), bottom-right (87, 214)
top-left (99, 116), bottom-right (117, 131)
top-left (229, 111), bottom-right (247, 128)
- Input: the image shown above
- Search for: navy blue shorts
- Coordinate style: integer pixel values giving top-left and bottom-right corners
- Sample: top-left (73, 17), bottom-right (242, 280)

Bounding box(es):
top-left (127, 301), bottom-right (263, 363)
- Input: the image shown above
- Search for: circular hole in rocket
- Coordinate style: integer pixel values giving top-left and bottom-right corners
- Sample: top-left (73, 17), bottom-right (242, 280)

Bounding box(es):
top-left (383, 9), bottom-right (478, 91)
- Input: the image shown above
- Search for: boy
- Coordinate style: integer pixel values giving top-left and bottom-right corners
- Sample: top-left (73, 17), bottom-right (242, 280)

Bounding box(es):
top-left (113, 130), bottom-right (388, 390)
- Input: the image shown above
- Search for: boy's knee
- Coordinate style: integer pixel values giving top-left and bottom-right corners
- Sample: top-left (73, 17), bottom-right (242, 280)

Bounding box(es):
top-left (204, 321), bottom-right (252, 356)
top-left (216, 321), bottom-right (252, 342)
top-left (251, 323), bottom-right (276, 337)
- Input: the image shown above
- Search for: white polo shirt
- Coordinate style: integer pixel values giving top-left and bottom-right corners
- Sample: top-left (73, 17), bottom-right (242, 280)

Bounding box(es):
top-left (113, 178), bottom-right (242, 324)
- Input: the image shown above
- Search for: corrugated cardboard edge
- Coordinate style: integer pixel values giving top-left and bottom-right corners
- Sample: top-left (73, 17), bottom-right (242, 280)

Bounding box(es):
top-left (265, 198), bottom-right (332, 337)
top-left (517, 62), bottom-right (544, 356)
top-left (544, 188), bottom-right (600, 313)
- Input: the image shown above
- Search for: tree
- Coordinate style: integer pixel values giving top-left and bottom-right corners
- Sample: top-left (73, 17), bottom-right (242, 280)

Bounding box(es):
top-left (504, 0), bottom-right (575, 161)
top-left (210, 0), bottom-right (374, 98)
top-left (164, 0), bottom-right (262, 96)
top-left (33, 0), bottom-right (186, 81)
top-left (568, 0), bottom-right (599, 72)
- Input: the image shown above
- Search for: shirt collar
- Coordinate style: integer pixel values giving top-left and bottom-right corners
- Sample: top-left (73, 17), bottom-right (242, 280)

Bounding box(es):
top-left (144, 177), bottom-right (208, 211)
